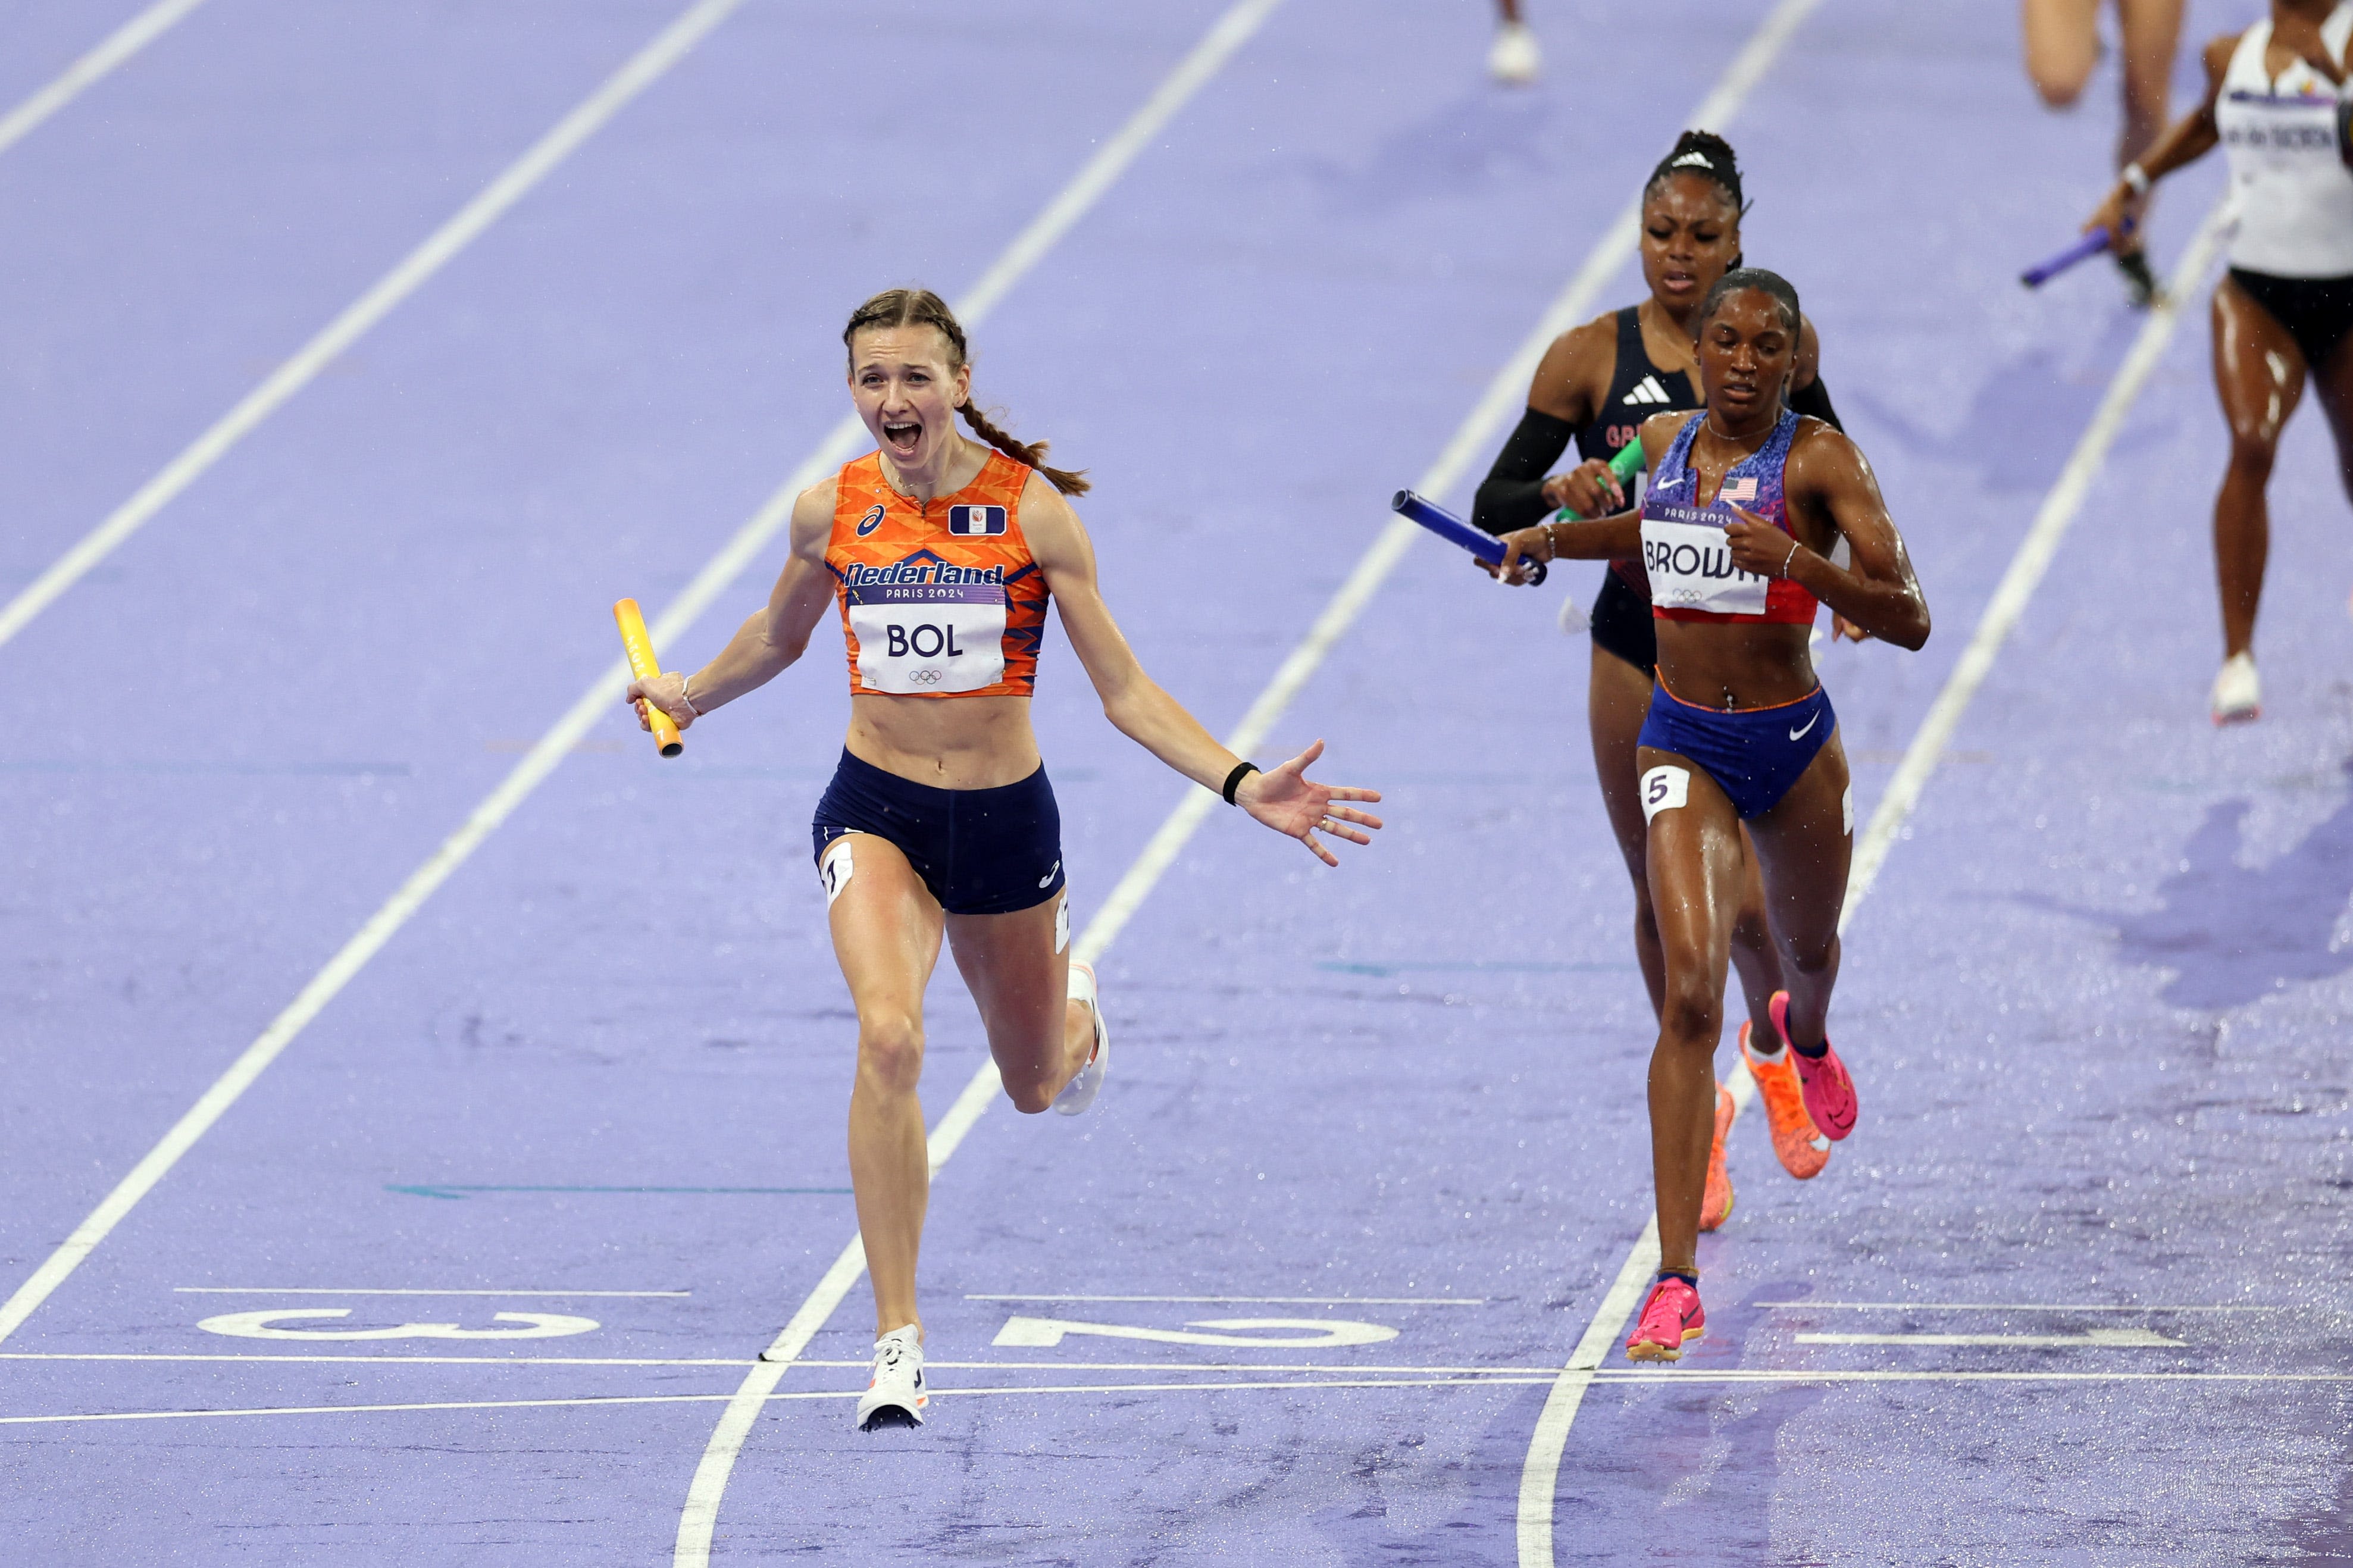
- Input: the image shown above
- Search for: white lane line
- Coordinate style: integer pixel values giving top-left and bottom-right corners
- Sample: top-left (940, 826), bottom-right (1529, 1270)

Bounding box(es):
top-left (0, 1352), bottom-right (1563, 1373)
top-left (1, 1353), bottom-right (753, 1366)
top-left (0, 0), bottom-right (1271, 1359)
top-left (171, 1288), bottom-right (690, 1298)
top-left (1757, 1301), bottom-right (2277, 1312)
top-left (8, 1367), bottom-right (2345, 1427)
top-left (1516, 201), bottom-right (2238, 1568)
top-left (0, 0), bottom-right (741, 652)
top-left (1796, 1329), bottom-right (2186, 1348)
top-left (0, 1393), bottom-right (766, 1426)
top-left (964, 1294), bottom-right (1487, 1306)
top-left (0, 0), bottom-right (206, 159)
top-left (1504, 0), bottom-right (1825, 1554)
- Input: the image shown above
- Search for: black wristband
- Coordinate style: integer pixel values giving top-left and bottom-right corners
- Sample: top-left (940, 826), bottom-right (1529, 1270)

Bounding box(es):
top-left (1221, 761), bottom-right (1260, 805)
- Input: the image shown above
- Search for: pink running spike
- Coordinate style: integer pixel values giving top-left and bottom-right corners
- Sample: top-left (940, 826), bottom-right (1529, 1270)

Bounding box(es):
top-left (1771, 991), bottom-right (1858, 1141)
top-left (1625, 1275), bottom-right (1705, 1362)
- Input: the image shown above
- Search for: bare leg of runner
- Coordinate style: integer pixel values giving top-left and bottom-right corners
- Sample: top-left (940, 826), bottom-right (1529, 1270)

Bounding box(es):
top-left (2111, 0), bottom-right (2183, 271)
top-left (1593, 649), bottom-right (1783, 1045)
top-left (2307, 327), bottom-right (2353, 512)
top-left (947, 895), bottom-right (1097, 1115)
top-left (2210, 278), bottom-right (2310, 661)
top-left (1634, 750), bottom-right (1745, 1274)
top-left (1742, 739), bottom-right (1855, 1057)
top-left (2113, 0), bottom-right (2183, 171)
top-left (827, 835), bottom-right (946, 1339)
top-left (2021, 0), bottom-right (2102, 109)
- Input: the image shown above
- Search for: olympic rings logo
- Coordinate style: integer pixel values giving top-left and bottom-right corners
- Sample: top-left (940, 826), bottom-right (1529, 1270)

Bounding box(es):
top-left (908, 668), bottom-right (944, 686)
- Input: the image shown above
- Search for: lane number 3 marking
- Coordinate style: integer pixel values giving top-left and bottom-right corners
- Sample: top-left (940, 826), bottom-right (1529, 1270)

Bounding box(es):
top-left (196, 1309), bottom-right (599, 1341)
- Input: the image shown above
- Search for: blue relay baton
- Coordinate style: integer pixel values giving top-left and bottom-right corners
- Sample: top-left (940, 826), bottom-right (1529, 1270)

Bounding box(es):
top-left (2021, 220), bottom-right (2133, 289)
top-left (1391, 490), bottom-right (1545, 585)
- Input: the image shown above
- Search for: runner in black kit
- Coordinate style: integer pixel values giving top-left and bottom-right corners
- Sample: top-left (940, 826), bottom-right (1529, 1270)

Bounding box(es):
top-left (1472, 131), bottom-right (1851, 1216)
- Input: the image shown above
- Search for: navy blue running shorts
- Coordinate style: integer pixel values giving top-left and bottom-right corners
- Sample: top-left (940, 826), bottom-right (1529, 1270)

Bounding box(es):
top-left (1636, 680), bottom-right (1836, 820)
top-left (811, 749), bottom-right (1066, 916)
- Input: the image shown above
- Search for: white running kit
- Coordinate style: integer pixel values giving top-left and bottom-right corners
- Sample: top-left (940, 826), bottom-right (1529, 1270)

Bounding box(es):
top-left (2216, 4), bottom-right (2353, 278)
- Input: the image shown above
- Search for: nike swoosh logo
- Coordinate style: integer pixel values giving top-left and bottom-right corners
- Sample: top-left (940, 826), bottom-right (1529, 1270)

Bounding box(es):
top-left (1789, 712), bottom-right (1821, 741)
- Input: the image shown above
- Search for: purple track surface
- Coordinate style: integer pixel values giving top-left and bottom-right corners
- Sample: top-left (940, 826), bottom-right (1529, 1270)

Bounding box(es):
top-left (4, 0), bottom-right (2348, 1563)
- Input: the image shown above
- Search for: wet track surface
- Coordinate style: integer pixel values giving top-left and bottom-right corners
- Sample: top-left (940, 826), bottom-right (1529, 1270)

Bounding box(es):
top-left (1, 0), bottom-right (2346, 1562)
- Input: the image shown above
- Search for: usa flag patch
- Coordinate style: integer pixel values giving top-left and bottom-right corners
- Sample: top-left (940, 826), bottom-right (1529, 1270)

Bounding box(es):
top-left (1720, 477), bottom-right (1758, 504)
top-left (947, 504), bottom-right (1007, 537)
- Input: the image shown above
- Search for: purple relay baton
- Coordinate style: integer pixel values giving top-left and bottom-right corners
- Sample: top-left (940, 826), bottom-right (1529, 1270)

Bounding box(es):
top-left (1391, 489), bottom-right (1545, 586)
top-left (2021, 220), bottom-right (2134, 289)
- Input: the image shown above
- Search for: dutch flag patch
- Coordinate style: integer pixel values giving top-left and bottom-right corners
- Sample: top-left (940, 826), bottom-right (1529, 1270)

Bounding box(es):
top-left (947, 504), bottom-right (1007, 537)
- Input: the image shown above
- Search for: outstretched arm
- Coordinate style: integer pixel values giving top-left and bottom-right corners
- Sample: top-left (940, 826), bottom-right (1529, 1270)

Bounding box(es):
top-left (1727, 422), bottom-right (1930, 650)
top-left (624, 483), bottom-right (839, 732)
top-left (2085, 35), bottom-right (2232, 243)
top-left (1021, 474), bottom-right (1382, 866)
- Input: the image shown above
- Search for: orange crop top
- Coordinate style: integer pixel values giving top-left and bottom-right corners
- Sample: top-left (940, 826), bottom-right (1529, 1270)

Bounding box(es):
top-left (826, 448), bottom-right (1049, 697)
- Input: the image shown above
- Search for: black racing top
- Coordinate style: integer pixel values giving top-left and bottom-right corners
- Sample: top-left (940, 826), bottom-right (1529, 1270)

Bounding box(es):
top-left (1578, 305), bottom-right (1698, 466)
top-left (1469, 303), bottom-right (1841, 556)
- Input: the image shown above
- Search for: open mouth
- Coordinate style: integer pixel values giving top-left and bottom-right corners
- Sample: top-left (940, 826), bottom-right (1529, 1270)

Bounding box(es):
top-left (881, 419), bottom-right (922, 456)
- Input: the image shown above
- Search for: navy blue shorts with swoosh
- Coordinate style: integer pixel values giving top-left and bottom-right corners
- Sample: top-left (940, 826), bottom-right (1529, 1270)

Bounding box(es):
top-left (812, 749), bottom-right (1065, 915)
top-left (1636, 680), bottom-right (1836, 819)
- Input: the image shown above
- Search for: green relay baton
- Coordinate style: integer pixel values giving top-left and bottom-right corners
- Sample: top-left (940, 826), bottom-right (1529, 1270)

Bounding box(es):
top-left (1549, 438), bottom-right (1645, 635)
top-left (1552, 437), bottom-right (1645, 522)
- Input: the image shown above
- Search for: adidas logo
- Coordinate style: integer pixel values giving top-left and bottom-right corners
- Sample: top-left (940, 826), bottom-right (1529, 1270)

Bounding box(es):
top-left (1622, 375), bottom-right (1672, 406)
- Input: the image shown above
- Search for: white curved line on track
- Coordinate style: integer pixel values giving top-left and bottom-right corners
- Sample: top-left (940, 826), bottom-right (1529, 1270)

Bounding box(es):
top-left (1512, 203), bottom-right (2236, 1568)
top-left (0, 0), bottom-right (743, 652)
top-left (675, 0), bottom-right (1829, 1557)
top-left (0, 0), bottom-right (206, 159)
top-left (8, 1367), bottom-right (2342, 1428)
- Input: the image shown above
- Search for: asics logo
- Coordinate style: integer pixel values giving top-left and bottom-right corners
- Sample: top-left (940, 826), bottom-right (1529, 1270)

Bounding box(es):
top-left (1038, 859), bottom-right (1060, 889)
top-left (1789, 712), bottom-right (1821, 741)
top-left (855, 504), bottom-right (885, 536)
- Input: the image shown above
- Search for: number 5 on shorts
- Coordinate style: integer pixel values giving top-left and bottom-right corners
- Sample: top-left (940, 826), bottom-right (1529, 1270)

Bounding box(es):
top-left (1641, 764), bottom-right (1689, 824)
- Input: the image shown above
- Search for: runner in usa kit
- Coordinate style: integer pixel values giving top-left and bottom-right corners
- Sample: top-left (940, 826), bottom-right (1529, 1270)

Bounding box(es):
top-left (1492, 270), bottom-right (1931, 1362)
top-left (1472, 130), bottom-right (1855, 1220)
top-left (625, 289), bottom-right (1382, 1429)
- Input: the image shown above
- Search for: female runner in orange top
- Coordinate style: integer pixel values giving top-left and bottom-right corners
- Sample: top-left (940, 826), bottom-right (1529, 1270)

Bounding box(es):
top-left (627, 289), bottom-right (1382, 1429)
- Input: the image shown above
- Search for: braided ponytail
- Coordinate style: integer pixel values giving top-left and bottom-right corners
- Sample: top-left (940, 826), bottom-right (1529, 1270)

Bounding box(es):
top-left (955, 402), bottom-right (1089, 496)
top-left (841, 287), bottom-right (1091, 496)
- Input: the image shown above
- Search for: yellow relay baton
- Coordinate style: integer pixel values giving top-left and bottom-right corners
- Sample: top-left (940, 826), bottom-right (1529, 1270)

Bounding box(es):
top-left (612, 597), bottom-right (683, 758)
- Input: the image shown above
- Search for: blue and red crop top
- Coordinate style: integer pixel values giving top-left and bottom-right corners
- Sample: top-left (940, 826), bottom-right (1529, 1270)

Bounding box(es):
top-left (1638, 408), bottom-right (1820, 626)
